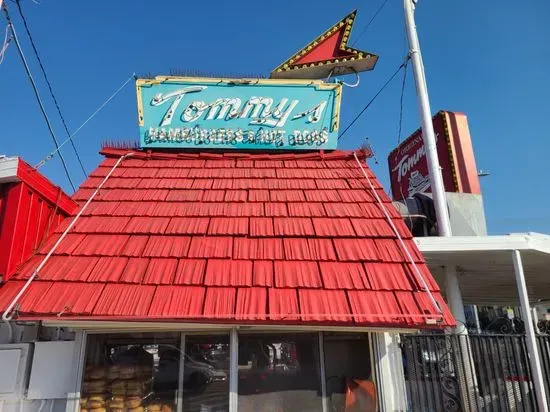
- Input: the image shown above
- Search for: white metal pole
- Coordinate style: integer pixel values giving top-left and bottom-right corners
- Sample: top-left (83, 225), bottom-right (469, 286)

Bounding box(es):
top-left (512, 250), bottom-right (548, 411)
top-left (473, 305), bottom-right (482, 334)
top-left (403, 0), bottom-right (452, 238)
top-left (229, 328), bottom-right (239, 412)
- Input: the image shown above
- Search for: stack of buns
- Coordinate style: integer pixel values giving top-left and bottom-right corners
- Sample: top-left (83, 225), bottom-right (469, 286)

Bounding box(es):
top-left (80, 364), bottom-right (152, 412)
top-left (146, 404), bottom-right (172, 412)
top-left (81, 366), bottom-right (107, 412)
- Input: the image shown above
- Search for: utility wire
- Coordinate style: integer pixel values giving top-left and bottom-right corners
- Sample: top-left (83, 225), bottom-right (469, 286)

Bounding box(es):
top-left (397, 57), bottom-right (409, 145)
top-left (338, 57), bottom-right (409, 141)
top-left (35, 72), bottom-right (136, 169)
top-left (2, 4), bottom-right (76, 191)
top-left (15, 0), bottom-right (87, 178)
top-left (351, 0), bottom-right (390, 46)
top-left (396, 58), bottom-right (413, 223)
top-left (0, 24), bottom-right (12, 64)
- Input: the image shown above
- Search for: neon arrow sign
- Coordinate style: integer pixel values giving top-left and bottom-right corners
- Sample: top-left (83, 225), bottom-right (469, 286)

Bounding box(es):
top-left (271, 10), bottom-right (379, 79)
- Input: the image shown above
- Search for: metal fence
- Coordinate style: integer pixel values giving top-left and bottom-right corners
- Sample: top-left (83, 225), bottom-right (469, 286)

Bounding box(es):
top-left (401, 333), bottom-right (545, 412)
top-left (538, 334), bottom-right (550, 409)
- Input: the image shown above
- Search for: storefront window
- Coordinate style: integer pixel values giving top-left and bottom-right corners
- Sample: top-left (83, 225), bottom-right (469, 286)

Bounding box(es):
top-left (237, 333), bottom-right (322, 412)
top-left (323, 333), bottom-right (376, 412)
top-left (81, 333), bottom-right (180, 412)
top-left (82, 333), bottom-right (230, 412)
top-left (183, 335), bottom-right (230, 412)
top-left (81, 331), bottom-right (374, 412)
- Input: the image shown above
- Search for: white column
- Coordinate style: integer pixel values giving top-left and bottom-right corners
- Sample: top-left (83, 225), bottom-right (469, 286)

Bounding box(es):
top-left (374, 332), bottom-right (407, 412)
top-left (229, 328), bottom-right (239, 412)
top-left (512, 250), bottom-right (548, 411)
top-left (177, 333), bottom-right (185, 412)
top-left (445, 266), bottom-right (467, 333)
top-left (65, 331), bottom-right (87, 412)
top-left (446, 267), bottom-right (482, 411)
top-left (318, 332), bottom-right (328, 412)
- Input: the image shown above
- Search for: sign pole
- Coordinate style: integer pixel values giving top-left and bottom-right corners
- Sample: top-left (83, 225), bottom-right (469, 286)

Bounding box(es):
top-left (403, 0), bottom-right (452, 238)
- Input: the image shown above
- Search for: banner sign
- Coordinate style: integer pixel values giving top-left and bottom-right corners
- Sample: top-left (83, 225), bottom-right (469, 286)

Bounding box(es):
top-left (388, 111), bottom-right (458, 200)
top-left (136, 77), bottom-right (341, 150)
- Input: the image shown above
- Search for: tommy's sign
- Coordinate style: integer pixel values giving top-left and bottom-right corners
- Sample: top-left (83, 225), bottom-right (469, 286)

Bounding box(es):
top-left (388, 110), bottom-right (482, 201)
top-left (388, 111), bottom-right (458, 200)
top-left (136, 76), bottom-right (341, 150)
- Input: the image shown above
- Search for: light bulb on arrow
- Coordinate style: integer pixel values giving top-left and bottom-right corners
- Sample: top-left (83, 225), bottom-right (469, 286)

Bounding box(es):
top-left (270, 10), bottom-right (379, 80)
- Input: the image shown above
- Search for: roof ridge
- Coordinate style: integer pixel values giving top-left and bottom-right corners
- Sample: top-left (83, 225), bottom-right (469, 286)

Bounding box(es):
top-left (99, 147), bottom-right (372, 161)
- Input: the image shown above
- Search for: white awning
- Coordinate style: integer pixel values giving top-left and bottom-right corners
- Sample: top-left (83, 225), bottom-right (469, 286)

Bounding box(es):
top-left (415, 233), bottom-right (550, 305)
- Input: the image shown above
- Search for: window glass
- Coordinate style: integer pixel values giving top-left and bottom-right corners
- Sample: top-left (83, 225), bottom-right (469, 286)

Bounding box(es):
top-left (82, 333), bottom-right (180, 412)
top-left (323, 333), bottom-right (375, 412)
top-left (183, 335), bottom-right (230, 412)
top-left (238, 333), bottom-right (322, 412)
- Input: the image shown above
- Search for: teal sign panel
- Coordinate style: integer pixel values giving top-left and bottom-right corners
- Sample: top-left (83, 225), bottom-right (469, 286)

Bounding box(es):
top-left (136, 77), bottom-right (342, 150)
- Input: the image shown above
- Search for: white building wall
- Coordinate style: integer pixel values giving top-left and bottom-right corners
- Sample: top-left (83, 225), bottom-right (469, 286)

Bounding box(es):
top-left (0, 324), bottom-right (79, 412)
top-left (374, 332), bottom-right (408, 412)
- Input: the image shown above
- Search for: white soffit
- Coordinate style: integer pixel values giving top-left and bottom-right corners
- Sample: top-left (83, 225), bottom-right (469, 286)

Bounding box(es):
top-left (415, 234), bottom-right (550, 305)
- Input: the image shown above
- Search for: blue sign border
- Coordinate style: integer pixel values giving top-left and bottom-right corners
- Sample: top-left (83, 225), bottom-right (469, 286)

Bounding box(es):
top-left (136, 76), bottom-right (341, 151)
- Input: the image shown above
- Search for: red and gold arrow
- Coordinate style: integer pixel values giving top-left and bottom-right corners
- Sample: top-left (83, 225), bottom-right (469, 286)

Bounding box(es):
top-left (271, 10), bottom-right (378, 79)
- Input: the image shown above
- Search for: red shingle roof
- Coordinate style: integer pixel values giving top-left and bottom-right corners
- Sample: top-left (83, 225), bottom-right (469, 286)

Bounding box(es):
top-left (1, 148), bottom-right (454, 328)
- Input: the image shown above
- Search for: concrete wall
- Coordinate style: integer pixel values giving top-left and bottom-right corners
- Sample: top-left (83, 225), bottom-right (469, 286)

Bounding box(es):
top-left (446, 192), bottom-right (487, 236)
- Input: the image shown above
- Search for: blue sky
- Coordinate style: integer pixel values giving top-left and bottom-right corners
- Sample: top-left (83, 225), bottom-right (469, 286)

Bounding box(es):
top-left (1, 0), bottom-right (549, 235)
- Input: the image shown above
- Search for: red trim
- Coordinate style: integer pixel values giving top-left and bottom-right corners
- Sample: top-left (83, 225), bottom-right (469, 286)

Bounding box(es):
top-left (0, 159), bottom-right (77, 280)
top-left (15, 159), bottom-right (77, 215)
top-left (0, 183), bottom-right (24, 278)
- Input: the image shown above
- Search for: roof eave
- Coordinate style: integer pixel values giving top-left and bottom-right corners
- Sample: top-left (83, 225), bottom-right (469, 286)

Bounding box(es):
top-left (38, 319), bottom-right (434, 334)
